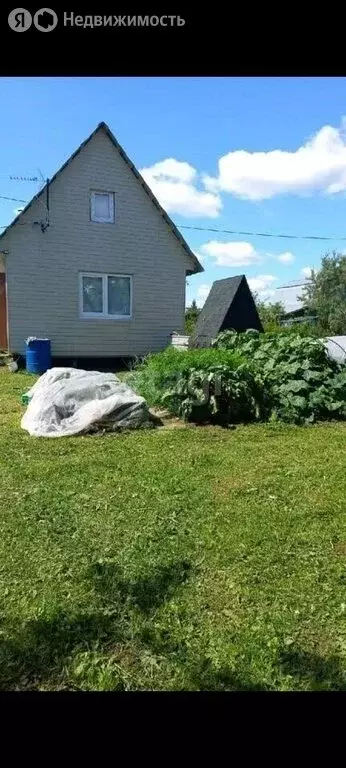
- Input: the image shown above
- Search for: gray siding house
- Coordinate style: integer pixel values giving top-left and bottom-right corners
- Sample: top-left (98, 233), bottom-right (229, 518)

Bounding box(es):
top-left (0, 122), bottom-right (203, 358)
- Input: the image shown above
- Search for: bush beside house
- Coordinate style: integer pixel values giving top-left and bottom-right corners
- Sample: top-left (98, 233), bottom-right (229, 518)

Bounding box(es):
top-left (130, 330), bottom-right (346, 426)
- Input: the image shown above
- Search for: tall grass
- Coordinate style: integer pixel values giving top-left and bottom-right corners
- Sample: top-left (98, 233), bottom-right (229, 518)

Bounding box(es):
top-left (127, 347), bottom-right (245, 407)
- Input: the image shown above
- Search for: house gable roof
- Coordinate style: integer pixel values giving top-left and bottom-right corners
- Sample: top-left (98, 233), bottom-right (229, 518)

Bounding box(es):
top-left (189, 274), bottom-right (263, 346)
top-left (0, 121), bottom-right (203, 276)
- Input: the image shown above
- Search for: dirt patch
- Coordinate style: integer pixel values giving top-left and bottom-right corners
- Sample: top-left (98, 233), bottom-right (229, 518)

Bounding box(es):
top-left (333, 541), bottom-right (346, 557)
top-left (213, 476), bottom-right (253, 500)
top-left (149, 409), bottom-right (238, 432)
top-left (150, 408), bottom-right (187, 430)
top-left (106, 643), bottom-right (139, 669)
top-left (160, 419), bottom-right (187, 430)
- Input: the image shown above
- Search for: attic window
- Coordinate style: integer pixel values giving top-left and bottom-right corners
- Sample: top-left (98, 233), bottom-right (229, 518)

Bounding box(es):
top-left (90, 191), bottom-right (115, 223)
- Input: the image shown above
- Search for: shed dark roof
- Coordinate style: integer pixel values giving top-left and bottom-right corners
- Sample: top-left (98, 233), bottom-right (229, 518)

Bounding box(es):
top-left (190, 275), bottom-right (263, 347)
top-left (0, 121), bottom-right (203, 277)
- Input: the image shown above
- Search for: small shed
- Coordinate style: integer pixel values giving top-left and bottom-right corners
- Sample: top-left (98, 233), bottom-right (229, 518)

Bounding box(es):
top-left (189, 275), bottom-right (263, 348)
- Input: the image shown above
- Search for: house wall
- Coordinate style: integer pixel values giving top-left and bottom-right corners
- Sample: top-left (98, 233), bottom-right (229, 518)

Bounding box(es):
top-left (2, 129), bottom-right (192, 357)
top-left (0, 273), bottom-right (7, 349)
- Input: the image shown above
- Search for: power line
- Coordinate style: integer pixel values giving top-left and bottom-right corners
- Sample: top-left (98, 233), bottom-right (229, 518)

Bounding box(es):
top-left (0, 195), bottom-right (27, 204)
top-left (0, 206), bottom-right (346, 241)
top-left (177, 224), bottom-right (346, 242)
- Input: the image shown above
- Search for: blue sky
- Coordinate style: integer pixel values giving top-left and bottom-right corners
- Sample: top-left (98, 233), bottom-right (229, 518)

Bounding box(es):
top-left (1, 76), bottom-right (346, 306)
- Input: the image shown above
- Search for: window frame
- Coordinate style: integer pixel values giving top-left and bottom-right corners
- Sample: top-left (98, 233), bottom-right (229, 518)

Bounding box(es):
top-left (79, 272), bottom-right (132, 320)
top-left (90, 190), bottom-right (115, 224)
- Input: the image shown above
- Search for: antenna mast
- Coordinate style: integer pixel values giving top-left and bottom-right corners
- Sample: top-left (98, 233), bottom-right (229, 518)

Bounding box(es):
top-left (40, 178), bottom-right (50, 233)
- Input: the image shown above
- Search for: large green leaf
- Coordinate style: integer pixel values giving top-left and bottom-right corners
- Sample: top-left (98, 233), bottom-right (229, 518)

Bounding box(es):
top-left (280, 379), bottom-right (310, 393)
top-left (303, 369), bottom-right (328, 382)
top-left (287, 395), bottom-right (308, 409)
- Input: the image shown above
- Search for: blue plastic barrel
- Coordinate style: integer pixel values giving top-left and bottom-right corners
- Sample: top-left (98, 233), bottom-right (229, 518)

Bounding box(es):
top-left (25, 338), bottom-right (52, 374)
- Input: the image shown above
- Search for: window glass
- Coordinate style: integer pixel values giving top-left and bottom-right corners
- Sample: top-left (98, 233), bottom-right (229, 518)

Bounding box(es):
top-left (82, 275), bottom-right (103, 313)
top-left (108, 276), bottom-right (131, 316)
top-left (94, 193), bottom-right (111, 219)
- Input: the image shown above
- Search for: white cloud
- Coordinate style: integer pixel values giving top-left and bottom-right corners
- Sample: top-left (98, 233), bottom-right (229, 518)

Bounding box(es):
top-left (200, 240), bottom-right (261, 267)
top-left (276, 251), bottom-right (295, 264)
top-left (140, 158), bottom-right (221, 218)
top-left (260, 289), bottom-right (277, 302)
top-left (199, 241), bottom-right (297, 270)
top-left (204, 121), bottom-right (346, 201)
top-left (196, 283), bottom-right (211, 307)
top-left (248, 275), bottom-right (279, 302)
top-left (300, 266), bottom-right (313, 278)
top-left (248, 274), bottom-right (278, 295)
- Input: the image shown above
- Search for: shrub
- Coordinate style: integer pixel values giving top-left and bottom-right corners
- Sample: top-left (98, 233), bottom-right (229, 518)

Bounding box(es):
top-left (161, 364), bottom-right (270, 424)
top-left (307, 369), bottom-right (346, 420)
top-left (271, 323), bottom-right (319, 338)
top-left (212, 330), bottom-right (344, 424)
top-left (212, 329), bottom-right (331, 364)
top-left (128, 347), bottom-right (245, 409)
top-left (184, 299), bottom-right (201, 334)
top-left (129, 334), bottom-right (346, 426)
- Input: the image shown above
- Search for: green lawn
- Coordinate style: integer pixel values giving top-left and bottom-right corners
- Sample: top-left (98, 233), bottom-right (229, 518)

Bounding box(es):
top-left (0, 368), bottom-right (346, 690)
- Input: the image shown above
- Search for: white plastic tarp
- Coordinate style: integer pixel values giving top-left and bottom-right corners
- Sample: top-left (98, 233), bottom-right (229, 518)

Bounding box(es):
top-left (21, 367), bottom-right (149, 437)
top-left (323, 336), bottom-right (346, 365)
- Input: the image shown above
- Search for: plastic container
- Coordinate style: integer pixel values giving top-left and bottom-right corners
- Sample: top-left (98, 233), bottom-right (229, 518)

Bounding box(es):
top-left (25, 337), bottom-right (52, 374)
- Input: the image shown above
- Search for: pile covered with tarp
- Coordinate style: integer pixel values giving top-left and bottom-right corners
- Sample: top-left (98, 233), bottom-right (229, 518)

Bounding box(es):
top-left (21, 367), bottom-right (151, 437)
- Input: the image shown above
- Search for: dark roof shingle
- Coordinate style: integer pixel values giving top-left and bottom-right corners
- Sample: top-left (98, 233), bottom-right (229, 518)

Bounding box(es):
top-left (190, 275), bottom-right (263, 346)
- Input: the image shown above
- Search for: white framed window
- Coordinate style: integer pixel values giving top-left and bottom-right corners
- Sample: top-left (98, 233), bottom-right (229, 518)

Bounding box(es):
top-left (79, 273), bottom-right (132, 319)
top-left (90, 191), bottom-right (115, 223)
